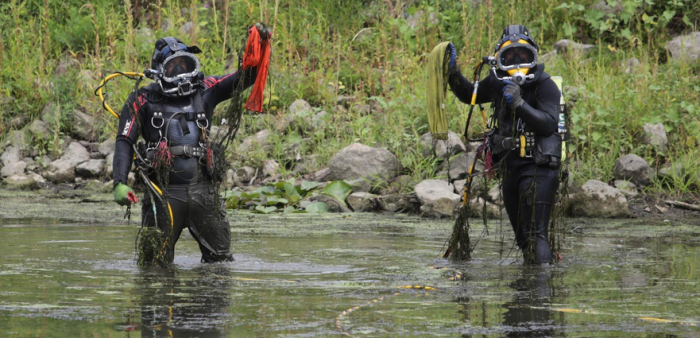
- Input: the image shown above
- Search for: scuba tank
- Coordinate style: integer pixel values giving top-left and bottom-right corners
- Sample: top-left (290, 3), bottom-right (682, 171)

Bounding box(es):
top-left (551, 76), bottom-right (567, 161)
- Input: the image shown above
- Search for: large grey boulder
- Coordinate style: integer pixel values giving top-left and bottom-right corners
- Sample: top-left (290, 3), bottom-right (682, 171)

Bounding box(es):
top-left (1, 174), bottom-right (38, 190)
top-left (347, 192), bottom-right (377, 212)
top-left (45, 142), bottom-right (90, 183)
top-left (0, 161), bottom-right (26, 178)
top-left (639, 123), bottom-right (668, 153)
top-left (570, 180), bottom-right (630, 218)
top-left (1, 146), bottom-right (22, 167)
top-left (328, 143), bottom-right (400, 181)
top-left (667, 32), bottom-right (700, 61)
top-left (415, 179), bottom-right (460, 218)
top-left (75, 159), bottom-right (105, 178)
top-left (614, 154), bottom-right (653, 186)
top-left (238, 129), bottom-right (271, 154)
top-left (419, 131), bottom-right (466, 159)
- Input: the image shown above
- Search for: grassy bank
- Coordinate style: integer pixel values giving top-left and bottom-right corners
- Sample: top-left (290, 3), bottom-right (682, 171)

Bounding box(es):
top-left (1, 0), bottom-right (699, 196)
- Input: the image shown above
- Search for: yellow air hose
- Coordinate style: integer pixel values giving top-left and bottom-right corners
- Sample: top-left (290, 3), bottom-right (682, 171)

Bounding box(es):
top-left (96, 72), bottom-right (144, 118)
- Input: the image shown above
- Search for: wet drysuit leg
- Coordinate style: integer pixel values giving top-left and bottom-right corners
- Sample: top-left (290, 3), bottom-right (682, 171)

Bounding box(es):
top-left (141, 185), bottom-right (189, 265)
top-left (185, 182), bottom-right (234, 263)
top-left (502, 167), bottom-right (559, 264)
top-left (141, 182), bottom-right (233, 264)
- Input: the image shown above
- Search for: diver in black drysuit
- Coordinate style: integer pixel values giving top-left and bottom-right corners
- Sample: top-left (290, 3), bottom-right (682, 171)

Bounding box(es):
top-left (112, 36), bottom-right (258, 264)
top-left (448, 25), bottom-right (562, 264)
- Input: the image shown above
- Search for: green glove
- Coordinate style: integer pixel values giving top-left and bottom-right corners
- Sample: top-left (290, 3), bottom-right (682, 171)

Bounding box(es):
top-left (114, 183), bottom-right (138, 206)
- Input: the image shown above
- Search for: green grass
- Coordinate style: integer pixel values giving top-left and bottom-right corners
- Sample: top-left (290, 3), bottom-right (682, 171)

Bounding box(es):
top-left (1, 0), bottom-right (699, 195)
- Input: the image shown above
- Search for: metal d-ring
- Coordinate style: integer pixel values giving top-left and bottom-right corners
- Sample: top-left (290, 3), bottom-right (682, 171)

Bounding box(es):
top-left (151, 112), bottom-right (164, 129)
top-left (196, 118), bottom-right (209, 129)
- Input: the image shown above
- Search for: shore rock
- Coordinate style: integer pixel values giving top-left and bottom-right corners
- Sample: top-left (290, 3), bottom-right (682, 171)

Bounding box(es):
top-left (375, 193), bottom-right (420, 213)
top-left (307, 195), bottom-right (351, 213)
top-left (289, 99), bottom-right (312, 116)
top-left (71, 109), bottom-right (98, 141)
top-left (419, 131), bottom-right (466, 159)
top-left (1, 174), bottom-right (38, 190)
top-left (625, 57), bottom-right (641, 74)
top-left (28, 120), bottom-right (50, 137)
top-left (1, 161), bottom-right (26, 178)
top-left (614, 154), bottom-right (653, 186)
top-left (328, 143), bottom-right (400, 181)
top-left (438, 151), bottom-right (479, 182)
top-left (570, 180), bottom-right (630, 218)
top-left (99, 138), bottom-right (116, 157)
top-left (76, 159), bottom-right (105, 178)
top-left (45, 142), bottom-right (90, 183)
top-left (614, 180), bottom-right (639, 198)
top-left (639, 123), bottom-right (668, 153)
top-left (347, 192), bottom-right (377, 212)
top-left (415, 179), bottom-right (460, 218)
top-left (553, 39), bottom-right (596, 55)
top-left (234, 166), bottom-right (257, 184)
top-left (658, 162), bottom-right (684, 180)
top-left (239, 129), bottom-right (271, 154)
top-left (1, 146), bottom-right (22, 167)
top-left (667, 32), bottom-right (700, 61)
top-left (262, 160), bottom-right (279, 178)
top-left (468, 197), bottom-right (503, 219)
top-left (105, 153), bottom-right (114, 178)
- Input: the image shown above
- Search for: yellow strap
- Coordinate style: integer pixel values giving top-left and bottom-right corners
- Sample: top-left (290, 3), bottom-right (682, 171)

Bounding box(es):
top-left (519, 135), bottom-right (526, 157)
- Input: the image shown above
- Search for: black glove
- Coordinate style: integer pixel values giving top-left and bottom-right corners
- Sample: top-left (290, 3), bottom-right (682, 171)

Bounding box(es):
top-left (502, 79), bottom-right (524, 108)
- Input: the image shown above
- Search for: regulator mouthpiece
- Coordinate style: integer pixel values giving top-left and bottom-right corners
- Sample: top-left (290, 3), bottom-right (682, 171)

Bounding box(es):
top-left (510, 71), bottom-right (528, 85)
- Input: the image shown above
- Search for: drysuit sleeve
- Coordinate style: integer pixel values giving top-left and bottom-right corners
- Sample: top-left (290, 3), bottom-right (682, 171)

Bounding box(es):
top-left (515, 78), bottom-right (560, 136)
top-left (448, 69), bottom-right (494, 105)
top-left (112, 91), bottom-right (145, 188)
top-left (201, 67), bottom-right (258, 107)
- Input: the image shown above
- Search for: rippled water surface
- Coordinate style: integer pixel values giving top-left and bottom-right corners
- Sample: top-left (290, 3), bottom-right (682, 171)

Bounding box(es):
top-left (1, 189), bottom-right (700, 337)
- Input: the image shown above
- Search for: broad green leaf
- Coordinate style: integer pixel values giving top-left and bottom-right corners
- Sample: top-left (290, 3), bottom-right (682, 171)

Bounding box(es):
top-left (254, 205), bottom-right (277, 214)
top-left (300, 180), bottom-right (321, 192)
top-left (305, 202), bottom-right (330, 214)
top-left (322, 180), bottom-right (353, 205)
top-left (225, 196), bottom-right (239, 209)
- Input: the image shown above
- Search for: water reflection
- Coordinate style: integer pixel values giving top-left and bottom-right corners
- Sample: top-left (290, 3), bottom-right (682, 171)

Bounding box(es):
top-left (502, 267), bottom-right (559, 337)
top-left (136, 265), bottom-right (233, 337)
